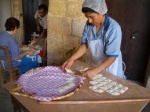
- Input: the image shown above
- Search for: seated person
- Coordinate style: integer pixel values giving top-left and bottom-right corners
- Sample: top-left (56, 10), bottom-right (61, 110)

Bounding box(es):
top-left (0, 17), bottom-right (40, 74)
top-left (31, 4), bottom-right (48, 46)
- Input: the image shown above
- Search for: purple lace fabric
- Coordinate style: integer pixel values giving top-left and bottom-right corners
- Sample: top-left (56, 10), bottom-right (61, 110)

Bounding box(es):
top-left (18, 66), bottom-right (83, 102)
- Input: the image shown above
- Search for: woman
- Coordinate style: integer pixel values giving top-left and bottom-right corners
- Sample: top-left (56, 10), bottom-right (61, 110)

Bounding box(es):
top-left (62, 0), bottom-right (125, 79)
top-left (0, 17), bottom-right (39, 74)
top-left (30, 4), bottom-right (48, 46)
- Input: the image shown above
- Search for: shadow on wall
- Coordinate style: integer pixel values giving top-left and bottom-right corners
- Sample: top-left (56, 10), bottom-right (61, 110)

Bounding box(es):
top-left (59, 47), bottom-right (91, 66)
top-left (60, 47), bottom-right (77, 65)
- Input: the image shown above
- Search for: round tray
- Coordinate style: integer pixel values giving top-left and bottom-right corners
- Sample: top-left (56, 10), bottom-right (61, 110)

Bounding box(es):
top-left (12, 66), bottom-right (83, 102)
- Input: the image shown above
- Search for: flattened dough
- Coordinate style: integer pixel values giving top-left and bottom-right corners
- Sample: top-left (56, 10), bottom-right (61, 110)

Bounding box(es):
top-left (65, 68), bottom-right (75, 74)
top-left (89, 74), bottom-right (129, 96)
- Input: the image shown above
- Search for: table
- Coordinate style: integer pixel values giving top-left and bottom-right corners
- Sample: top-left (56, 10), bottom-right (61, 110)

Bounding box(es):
top-left (3, 61), bottom-right (150, 112)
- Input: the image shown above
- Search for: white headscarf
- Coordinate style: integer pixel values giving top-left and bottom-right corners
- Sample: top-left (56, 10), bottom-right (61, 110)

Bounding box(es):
top-left (82, 0), bottom-right (108, 15)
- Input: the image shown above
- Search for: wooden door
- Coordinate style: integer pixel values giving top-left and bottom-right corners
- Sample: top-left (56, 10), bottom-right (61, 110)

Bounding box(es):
top-left (106, 0), bottom-right (150, 83)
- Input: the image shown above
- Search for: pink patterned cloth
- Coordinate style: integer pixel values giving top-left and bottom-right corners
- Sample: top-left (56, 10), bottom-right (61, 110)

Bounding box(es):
top-left (18, 66), bottom-right (83, 102)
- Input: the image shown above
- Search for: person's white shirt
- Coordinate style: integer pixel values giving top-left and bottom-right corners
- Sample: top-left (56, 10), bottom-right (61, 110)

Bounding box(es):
top-left (34, 10), bottom-right (47, 29)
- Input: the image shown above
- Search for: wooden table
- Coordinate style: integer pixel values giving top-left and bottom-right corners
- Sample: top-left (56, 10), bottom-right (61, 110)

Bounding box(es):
top-left (3, 61), bottom-right (150, 112)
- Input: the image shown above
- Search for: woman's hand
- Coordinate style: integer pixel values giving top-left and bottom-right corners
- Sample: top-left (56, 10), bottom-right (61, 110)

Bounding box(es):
top-left (29, 36), bottom-right (42, 46)
top-left (83, 68), bottom-right (99, 79)
top-left (29, 38), bottom-right (36, 46)
top-left (61, 59), bottom-right (74, 71)
top-left (25, 50), bottom-right (36, 56)
top-left (14, 50), bottom-right (35, 60)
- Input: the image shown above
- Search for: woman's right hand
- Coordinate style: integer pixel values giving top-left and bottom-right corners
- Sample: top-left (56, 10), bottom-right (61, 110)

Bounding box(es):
top-left (29, 38), bottom-right (39, 46)
top-left (25, 50), bottom-right (36, 56)
top-left (61, 59), bottom-right (74, 71)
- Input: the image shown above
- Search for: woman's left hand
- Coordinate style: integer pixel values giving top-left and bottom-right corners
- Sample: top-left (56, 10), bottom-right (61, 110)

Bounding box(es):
top-left (83, 68), bottom-right (99, 79)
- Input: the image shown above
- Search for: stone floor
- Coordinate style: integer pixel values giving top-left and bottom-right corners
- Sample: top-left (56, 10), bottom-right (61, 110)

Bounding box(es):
top-left (143, 102), bottom-right (150, 112)
top-left (0, 87), bottom-right (13, 112)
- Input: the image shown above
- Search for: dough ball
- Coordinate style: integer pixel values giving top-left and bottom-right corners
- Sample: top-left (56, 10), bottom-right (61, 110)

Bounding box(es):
top-left (65, 68), bottom-right (75, 74)
top-left (91, 74), bottom-right (103, 80)
top-left (111, 91), bottom-right (120, 96)
top-left (94, 89), bottom-right (104, 93)
top-left (90, 80), bottom-right (99, 85)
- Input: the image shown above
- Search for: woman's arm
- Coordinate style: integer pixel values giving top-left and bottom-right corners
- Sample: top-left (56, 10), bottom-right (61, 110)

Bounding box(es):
top-left (31, 29), bottom-right (46, 46)
top-left (95, 57), bottom-right (116, 72)
top-left (70, 45), bottom-right (87, 61)
top-left (14, 50), bottom-right (36, 60)
top-left (84, 57), bottom-right (116, 78)
top-left (14, 52), bottom-right (26, 60)
top-left (62, 45), bottom-right (87, 70)
top-left (36, 18), bottom-right (41, 32)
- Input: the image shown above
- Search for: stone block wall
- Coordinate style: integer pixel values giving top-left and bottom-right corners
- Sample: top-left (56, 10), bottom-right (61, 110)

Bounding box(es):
top-left (11, 0), bottom-right (24, 44)
top-left (47, 0), bottom-right (88, 65)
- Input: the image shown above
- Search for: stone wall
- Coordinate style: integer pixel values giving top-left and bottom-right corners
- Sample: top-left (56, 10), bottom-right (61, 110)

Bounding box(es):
top-left (11, 0), bottom-right (24, 44)
top-left (47, 0), bottom-right (88, 65)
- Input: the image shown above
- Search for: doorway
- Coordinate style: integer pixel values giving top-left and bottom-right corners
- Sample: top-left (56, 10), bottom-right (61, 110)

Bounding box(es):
top-left (22, 0), bottom-right (42, 44)
top-left (22, 0), bottom-right (49, 44)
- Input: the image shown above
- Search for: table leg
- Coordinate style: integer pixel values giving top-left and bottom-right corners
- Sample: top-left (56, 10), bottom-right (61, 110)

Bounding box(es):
top-left (0, 69), bottom-right (4, 86)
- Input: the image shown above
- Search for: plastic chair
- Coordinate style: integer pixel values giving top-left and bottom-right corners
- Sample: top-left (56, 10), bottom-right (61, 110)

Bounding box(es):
top-left (0, 46), bottom-right (19, 84)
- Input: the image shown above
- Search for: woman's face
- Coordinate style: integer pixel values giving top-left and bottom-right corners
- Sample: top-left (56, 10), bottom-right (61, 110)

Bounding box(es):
top-left (84, 12), bottom-right (103, 26)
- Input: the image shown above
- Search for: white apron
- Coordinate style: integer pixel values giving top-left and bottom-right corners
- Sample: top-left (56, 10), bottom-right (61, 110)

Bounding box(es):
top-left (87, 29), bottom-right (125, 79)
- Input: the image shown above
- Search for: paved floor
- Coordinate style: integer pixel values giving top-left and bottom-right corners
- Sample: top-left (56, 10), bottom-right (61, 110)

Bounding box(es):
top-left (143, 102), bottom-right (150, 112)
top-left (0, 87), bottom-right (13, 112)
